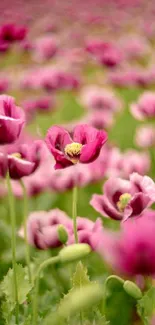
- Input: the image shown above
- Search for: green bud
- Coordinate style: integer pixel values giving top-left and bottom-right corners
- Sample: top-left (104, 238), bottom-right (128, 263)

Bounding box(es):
top-left (57, 225), bottom-right (68, 244)
top-left (59, 244), bottom-right (91, 263)
top-left (106, 275), bottom-right (125, 290)
top-left (123, 280), bottom-right (142, 300)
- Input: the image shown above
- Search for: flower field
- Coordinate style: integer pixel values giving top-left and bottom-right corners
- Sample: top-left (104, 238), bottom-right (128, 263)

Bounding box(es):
top-left (0, 1), bottom-right (155, 324)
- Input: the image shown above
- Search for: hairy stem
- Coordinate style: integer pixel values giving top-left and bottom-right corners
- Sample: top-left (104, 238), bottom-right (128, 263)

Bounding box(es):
top-left (20, 179), bottom-right (32, 285)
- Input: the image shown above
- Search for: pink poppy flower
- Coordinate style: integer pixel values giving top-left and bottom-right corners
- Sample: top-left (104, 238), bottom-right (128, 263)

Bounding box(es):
top-left (22, 96), bottom-right (56, 122)
top-left (106, 147), bottom-right (150, 178)
top-left (11, 145), bottom-right (54, 197)
top-left (131, 92), bottom-right (155, 120)
top-left (97, 209), bottom-right (155, 276)
top-left (120, 150), bottom-right (150, 178)
top-left (32, 36), bottom-right (58, 62)
top-left (85, 39), bottom-right (110, 56)
top-left (0, 95), bottom-right (25, 145)
top-left (135, 125), bottom-right (155, 148)
top-left (49, 163), bottom-right (92, 192)
top-left (19, 209), bottom-right (73, 249)
top-left (98, 46), bottom-right (123, 68)
top-left (1, 140), bottom-right (43, 180)
top-left (68, 218), bottom-right (104, 250)
top-left (90, 173), bottom-right (155, 221)
top-left (45, 124), bottom-right (108, 169)
top-left (80, 86), bottom-right (121, 113)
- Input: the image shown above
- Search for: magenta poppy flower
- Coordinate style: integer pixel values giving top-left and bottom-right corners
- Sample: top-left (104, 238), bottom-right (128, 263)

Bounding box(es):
top-left (1, 140), bottom-right (43, 180)
top-left (19, 209), bottom-right (73, 249)
top-left (90, 173), bottom-right (155, 221)
top-left (0, 24), bottom-right (27, 43)
top-left (97, 210), bottom-right (155, 276)
top-left (0, 95), bottom-right (25, 145)
top-left (45, 124), bottom-right (108, 169)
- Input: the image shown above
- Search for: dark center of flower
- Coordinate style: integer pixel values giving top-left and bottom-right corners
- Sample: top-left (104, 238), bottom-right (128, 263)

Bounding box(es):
top-left (117, 193), bottom-right (132, 212)
top-left (64, 142), bottom-right (83, 164)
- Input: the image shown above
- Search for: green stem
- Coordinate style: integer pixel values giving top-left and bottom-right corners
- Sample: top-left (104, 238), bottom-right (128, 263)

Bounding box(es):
top-left (151, 147), bottom-right (155, 177)
top-left (80, 311), bottom-right (84, 325)
top-left (32, 256), bottom-right (60, 325)
top-left (6, 172), bottom-right (19, 324)
top-left (72, 186), bottom-right (78, 243)
top-left (20, 180), bottom-right (32, 285)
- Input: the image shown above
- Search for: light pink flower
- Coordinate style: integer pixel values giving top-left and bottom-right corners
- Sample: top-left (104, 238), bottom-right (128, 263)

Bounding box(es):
top-left (32, 36), bottom-right (58, 62)
top-left (80, 86), bottom-right (121, 113)
top-left (90, 173), bottom-right (155, 221)
top-left (20, 209), bottom-right (73, 249)
top-left (131, 91), bottom-right (155, 120)
top-left (135, 125), bottom-right (155, 148)
top-left (106, 147), bottom-right (150, 178)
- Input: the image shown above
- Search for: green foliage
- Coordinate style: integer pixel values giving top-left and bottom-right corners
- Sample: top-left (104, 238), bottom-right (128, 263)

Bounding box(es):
top-left (1, 264), bottom-right (32, 311)
top-left (72, 261), bottom-right (91, 288)
top-left (105, 274), bottom-right (135, 325)
top-left (137, 287), bottom-right (155, 325)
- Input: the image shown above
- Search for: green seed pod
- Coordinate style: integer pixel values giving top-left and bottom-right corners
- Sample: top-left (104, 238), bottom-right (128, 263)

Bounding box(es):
top-left (57, 224), bottom-right (68, 244)
top-left (59, 243), bottom-right (91, 263)
top-left (123, 280), bottom-right (142, 300)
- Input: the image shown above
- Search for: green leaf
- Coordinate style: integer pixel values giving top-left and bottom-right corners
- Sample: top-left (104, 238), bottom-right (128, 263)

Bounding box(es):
top-left (20, 316), bottom-right (32, 325)
top-left (72, 261), bottom-right (91, 288)
top-left (1, 299), bottom-right (11, 323)
top-left (1, 264), bottom-right (32, 310)
top-left (137, 287), bottom-right (155, 325)
top-left (57, 262), bottom-right (96, 323)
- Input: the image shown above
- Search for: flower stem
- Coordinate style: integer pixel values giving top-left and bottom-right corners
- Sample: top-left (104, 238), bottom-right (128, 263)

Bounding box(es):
top-left (20, 180), bottom-right (32, 285)
top-left (6, 172), bottom-right (19, 324)
top-left (80, 311), bottom-right (84, 325)
top-left (72, 186), bottom-right (78, 243)
top-left (32, 256), bottom-right (60, 325)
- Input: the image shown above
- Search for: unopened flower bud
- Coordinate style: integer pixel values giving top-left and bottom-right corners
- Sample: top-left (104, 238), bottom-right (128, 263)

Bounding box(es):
top-left (57, 225), bottom-right (68, 244)
top-left (123, 280), bottom-right (142, 299)
top-left (59, 243), bottom-right (91, 263)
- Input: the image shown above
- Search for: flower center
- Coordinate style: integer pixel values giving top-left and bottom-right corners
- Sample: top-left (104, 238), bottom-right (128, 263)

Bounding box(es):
top-left (11, 152), bottom-right (22, 159)
top-left (117, 193), bottom-right (132, 212)
top-left (64, 142), bottom-right (83, 164)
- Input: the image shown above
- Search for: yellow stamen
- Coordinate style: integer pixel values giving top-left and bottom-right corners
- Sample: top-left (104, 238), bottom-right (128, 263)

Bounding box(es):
top-left (117, 193), bottom-right (132, 212)
top-left (64, 142), bottom-right (83, 164)
top-left (11, 153), bottom-right (22, 159)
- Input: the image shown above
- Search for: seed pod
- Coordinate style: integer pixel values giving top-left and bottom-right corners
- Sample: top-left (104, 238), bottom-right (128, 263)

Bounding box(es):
top-left (123, 280), bottom-right (142, 299)
top-left (59, 243), bottom-right (91, 263)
